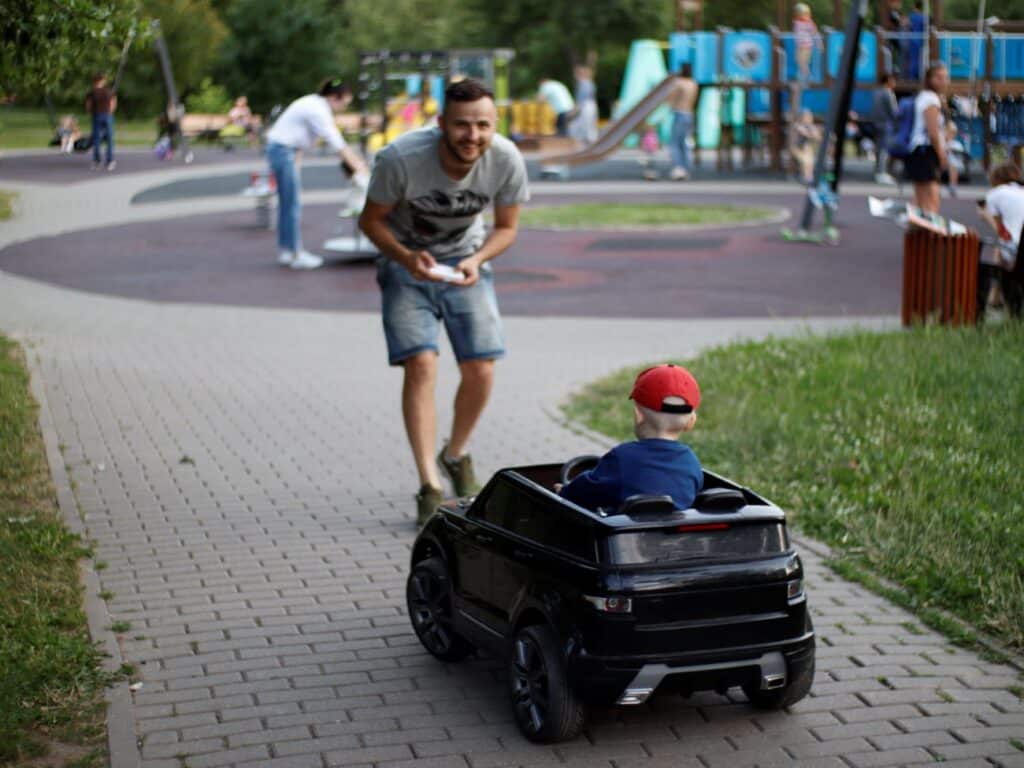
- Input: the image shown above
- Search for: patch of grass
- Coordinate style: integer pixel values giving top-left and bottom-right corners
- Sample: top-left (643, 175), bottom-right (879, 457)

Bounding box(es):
top-left (518, 202), bottom-right (775, 229)
top-left (0, 191), bottom-right (15, 221)
top-left (0, 106), bottom-right (157, 150)
top-left (0, 334), bottom-right (117, 764)
top-left (563, 324), bottom-right (1024, 651)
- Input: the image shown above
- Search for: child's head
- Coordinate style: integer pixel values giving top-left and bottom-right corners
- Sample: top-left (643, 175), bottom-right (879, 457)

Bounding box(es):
top-left (794, 2), bottom-right (811, 19)
top-left (629, 365), bottom-right (700, 440)
top-left (799, 109), bottom-right (814, 124)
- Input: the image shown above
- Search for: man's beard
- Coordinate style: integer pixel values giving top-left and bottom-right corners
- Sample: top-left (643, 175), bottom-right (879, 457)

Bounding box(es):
top-left (443, 133), bottom-right (485, 165)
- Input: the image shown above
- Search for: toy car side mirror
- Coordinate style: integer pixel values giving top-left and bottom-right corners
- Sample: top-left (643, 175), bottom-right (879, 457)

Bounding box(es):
top-left (618, 494), bottom-right (680, 519)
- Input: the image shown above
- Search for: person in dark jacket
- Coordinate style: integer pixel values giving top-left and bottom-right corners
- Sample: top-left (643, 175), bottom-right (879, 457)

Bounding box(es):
top-left (559, 365), bottom-right (703, 512)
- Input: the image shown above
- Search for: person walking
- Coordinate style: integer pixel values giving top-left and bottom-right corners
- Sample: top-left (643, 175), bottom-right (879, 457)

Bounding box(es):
top-left (358, 78), bottom-right (529, 525)
top-left (570, 64), bottom-right (598, 145)
top-left (537, 77), bottom-right (575, 137)
top-left (85, 72), bottom-right (117, 171)
top-left (871, 72), bottom-right (899, 184)
top-left (264, 79), bottom-right (368, 269)
top-left (666, 63), bottom-right (698, 180)
top-left (906, 63), bottom-right (955, 214)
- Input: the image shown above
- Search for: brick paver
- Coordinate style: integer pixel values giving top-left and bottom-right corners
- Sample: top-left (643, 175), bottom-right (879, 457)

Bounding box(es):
top-left (1, 162), bottom-right (1021, 767)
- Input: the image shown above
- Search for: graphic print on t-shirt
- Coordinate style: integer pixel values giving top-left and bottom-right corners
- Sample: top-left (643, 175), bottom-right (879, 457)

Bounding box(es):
top-left (407, 189), bottom-right (491, 245)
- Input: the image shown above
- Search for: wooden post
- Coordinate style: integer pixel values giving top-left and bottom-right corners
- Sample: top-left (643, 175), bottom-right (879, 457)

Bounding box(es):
top-left (777, 0), bottom-right (789, 34)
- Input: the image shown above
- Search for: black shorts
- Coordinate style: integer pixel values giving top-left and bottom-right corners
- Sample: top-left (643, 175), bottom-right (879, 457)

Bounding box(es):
top-left (905, 145), bottom-right (941, 183)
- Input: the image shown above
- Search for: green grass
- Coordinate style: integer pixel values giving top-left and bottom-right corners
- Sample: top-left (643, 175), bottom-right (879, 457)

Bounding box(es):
top-left (0, 334), bottom-right (115, 765)
top-left (0, 106), bottom-right (158, 150)
top-left (519, 203), bottom-right (776, 229)
top-left (0, 191), bottom-right (14, 221)
top-left (564, 323), bottom-right (1024, 651)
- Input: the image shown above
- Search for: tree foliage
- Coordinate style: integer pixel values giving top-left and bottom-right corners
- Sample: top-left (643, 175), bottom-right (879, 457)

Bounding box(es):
top-left (216, 0), bottom-right (346, 114)
top-left (0, 0), bottom-right (138, 97)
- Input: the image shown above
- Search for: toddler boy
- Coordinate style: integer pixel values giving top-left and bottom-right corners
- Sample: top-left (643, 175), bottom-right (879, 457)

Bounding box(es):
top-left (559, 364), bottom-right (703, 511)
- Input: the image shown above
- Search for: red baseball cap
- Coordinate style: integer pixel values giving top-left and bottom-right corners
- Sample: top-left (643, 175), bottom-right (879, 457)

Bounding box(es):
top-left (630, 364), bottom-right (700, 413)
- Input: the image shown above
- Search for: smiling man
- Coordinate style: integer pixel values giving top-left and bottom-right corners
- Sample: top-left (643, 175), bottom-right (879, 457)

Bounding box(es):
top-left (359, 78), bottom-right (529, 525)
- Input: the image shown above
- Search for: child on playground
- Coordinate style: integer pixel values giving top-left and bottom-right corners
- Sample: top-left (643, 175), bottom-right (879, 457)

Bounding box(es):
top-left (558, 364), bottom-right (703, 512)
top-left (793, 3), bottom-right (823, 82)
top-left (57, 115), bottom-right (81, 154)
top-left (640, 122), bottom-right (661, 180)
top-left (793, 109), bottom-right (821, 184)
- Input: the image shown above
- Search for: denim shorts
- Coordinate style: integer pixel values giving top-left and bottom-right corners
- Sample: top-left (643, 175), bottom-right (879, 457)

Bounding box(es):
top-left (377, 257), bottom-right (506, 366)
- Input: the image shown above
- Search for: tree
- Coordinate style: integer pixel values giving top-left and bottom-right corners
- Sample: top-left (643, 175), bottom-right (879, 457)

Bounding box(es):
top-left (114, 0), bottom-right (227, 117)
top-left (217, 0), bottom-right (346, 115)
top-left (0, 0), bottom-right (138, 97)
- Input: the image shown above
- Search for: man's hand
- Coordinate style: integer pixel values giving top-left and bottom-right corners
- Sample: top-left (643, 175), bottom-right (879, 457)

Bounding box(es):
top-left (454, 255), bottom-right (482, 287)
top-left (400, 250), bottom-right (440, 281)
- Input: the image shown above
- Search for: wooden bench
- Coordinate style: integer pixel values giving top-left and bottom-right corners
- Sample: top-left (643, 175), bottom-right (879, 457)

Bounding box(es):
top-left (179, 113), bottom-right (232, 141)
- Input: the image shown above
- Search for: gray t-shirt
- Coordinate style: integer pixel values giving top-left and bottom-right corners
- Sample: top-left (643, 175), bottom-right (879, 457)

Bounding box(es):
top-left (367, 127), bottom-right (529, 260)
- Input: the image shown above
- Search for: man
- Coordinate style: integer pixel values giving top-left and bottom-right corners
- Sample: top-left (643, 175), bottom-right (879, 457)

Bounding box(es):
top-left (537, 77), bottom-right (575, 137)
top-left (358, 78), bottom-right (529, 524)
top-left (85, 72), bottom-right (117, 171)
top-left (665, 63), bottom-right (698, 180)
top-left (265, 79), bottom-right (368, 269)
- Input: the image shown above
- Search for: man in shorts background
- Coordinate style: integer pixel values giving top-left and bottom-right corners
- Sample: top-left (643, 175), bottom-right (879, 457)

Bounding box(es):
top-left (358, 78), bottom-right (529, 524)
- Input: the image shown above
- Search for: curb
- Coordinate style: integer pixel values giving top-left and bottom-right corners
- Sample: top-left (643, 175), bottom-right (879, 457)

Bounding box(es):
top-left (26, 340), bottom-right (141, 768)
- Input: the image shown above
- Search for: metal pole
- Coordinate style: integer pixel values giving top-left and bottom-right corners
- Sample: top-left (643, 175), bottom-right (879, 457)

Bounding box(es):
top-left (798, 0), bottom-right (868, 230)
top-left (151, 20), bottom-right (191, 162)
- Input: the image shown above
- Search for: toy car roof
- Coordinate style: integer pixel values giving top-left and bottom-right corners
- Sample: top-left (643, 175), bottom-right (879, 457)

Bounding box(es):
top-left (467, 463), bottom-right (787, 533)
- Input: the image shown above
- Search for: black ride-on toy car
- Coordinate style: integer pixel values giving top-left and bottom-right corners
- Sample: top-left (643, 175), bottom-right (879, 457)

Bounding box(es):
top-left (406, 456), bottom-right (815, 743)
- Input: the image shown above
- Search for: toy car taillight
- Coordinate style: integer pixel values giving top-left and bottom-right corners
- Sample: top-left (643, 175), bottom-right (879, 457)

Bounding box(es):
top-left (676, 522), bottom-right (730, 532)
top-left (583, 595), bottom-right (633, 613)
top-left (787, 578), bottom-right (804, 600)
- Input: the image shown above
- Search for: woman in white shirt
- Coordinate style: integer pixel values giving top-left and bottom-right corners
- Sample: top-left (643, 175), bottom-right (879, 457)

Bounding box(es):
top-left (265, 79), bottom-right (368, 269)
top-left (979, 162), bottom-right (1024, 316)
top-left (904, 63), bottom-right (955, 214)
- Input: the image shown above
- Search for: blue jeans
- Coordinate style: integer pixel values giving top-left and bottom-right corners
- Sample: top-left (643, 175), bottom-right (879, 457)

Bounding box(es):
top-left (91, 113), bottom-right (114, 164)
top-left (267, 142), bottom-right (301, 251)
top-left (670, 111), bottom-right (694, 172)
top-left (377, 256), bottom-right (505, 366)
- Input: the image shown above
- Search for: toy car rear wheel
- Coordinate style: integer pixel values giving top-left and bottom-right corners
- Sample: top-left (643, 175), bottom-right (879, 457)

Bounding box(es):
top-left (508, 624), bottom-right (585, 743)
top-left (407, 557), bottom-right (473, 662)
top-left (743, 617), bottom-right (815, 710)
top-left (742, 652), bottom-right (814, 710)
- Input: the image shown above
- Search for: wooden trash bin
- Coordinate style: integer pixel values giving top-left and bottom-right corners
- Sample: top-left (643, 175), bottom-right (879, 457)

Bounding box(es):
top-left (902, 228), bottom-right (979, 326)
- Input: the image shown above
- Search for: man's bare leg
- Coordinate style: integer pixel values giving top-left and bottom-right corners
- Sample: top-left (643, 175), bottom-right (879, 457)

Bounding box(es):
top-left (446, 358), bottom-right (496, 459)
top-left (402, 352), bottom-right (442, 489)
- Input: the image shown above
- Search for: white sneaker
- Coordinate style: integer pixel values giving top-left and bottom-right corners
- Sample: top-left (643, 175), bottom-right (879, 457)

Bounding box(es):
top-left (874, 172), bottom-right (897, 185)
top-left (277, 250), bottom-right (295, 266)
top-left (106, 160), bottom-right (116, 172)
top-left (289, 250), bottom-right (323, 270)
top-left (670, 167), bottom-right (689, 180)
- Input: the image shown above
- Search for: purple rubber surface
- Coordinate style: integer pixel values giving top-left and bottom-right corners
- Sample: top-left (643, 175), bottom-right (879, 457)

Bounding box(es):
top-left (0, 195), bottom-right (986, 318)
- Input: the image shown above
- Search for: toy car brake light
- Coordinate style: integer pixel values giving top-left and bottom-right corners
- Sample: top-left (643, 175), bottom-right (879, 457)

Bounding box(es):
top-left (583, 595), bottom-right (633, 613)
top-left (675, 523), bottom-right (730, 533)
top-left (787, 578), bottom-right (804, 600)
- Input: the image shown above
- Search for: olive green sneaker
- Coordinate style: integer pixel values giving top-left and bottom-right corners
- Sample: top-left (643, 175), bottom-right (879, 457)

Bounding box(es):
top-left (416, 484), bottom-right (443, 527)
top-left (437, 446), bottom-right (480, 497)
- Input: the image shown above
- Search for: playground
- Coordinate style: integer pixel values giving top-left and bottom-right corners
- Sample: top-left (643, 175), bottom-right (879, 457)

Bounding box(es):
top-left (3, 2), bottom-right (1024, 765)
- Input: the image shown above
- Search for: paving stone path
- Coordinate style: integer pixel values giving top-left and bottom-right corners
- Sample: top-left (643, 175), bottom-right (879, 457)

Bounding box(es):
top-left (0, 157), bottom-right (1020, 768)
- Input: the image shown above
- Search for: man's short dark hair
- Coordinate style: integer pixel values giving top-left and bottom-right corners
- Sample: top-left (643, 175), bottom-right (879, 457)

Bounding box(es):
top-left (319, 78), bottom-right (352, 99)
top-left (445, 78), bottom-right (494, 104)
top-left (678, 63), bottom-right (693, 78)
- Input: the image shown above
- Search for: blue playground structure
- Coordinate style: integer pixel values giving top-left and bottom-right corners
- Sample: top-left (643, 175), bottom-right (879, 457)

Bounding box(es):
top-left (657, 24), bottom-right (1024, 170)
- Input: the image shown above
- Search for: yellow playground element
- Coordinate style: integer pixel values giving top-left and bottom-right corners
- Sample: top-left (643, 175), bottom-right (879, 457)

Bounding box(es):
top-left (363, 98), bottom-right (558, 152)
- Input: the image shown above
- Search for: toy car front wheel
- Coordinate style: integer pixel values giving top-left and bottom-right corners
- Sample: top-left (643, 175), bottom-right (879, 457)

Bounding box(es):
top-left (407, 557), bottom-right (473, 662)
top-left (508, 624), bottom-right (585, 743)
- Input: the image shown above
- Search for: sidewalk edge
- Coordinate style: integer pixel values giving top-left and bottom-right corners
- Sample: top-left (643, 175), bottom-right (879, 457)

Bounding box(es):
top-left (27, 343), bottom-right (141, 768)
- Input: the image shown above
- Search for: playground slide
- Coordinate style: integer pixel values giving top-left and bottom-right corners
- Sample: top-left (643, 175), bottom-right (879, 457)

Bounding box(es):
top-left (538, 75), bottom-right (678, 167)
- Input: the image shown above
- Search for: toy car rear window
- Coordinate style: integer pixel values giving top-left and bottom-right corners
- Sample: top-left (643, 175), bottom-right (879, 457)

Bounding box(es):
top-left (606, 522), bottom-right (788, 565)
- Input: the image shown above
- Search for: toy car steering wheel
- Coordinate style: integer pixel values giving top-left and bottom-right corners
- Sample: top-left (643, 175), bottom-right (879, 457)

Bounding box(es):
top-left (559, 454), bottom-right (600, 485)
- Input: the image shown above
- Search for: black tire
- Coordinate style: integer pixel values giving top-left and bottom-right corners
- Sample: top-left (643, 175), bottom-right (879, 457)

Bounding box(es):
top-left (508, 624), bottom-right (585, 743)
top-left (406, 557), bottom-right (473, 662)
top-left (743, 652), bottom-right (815, 709)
